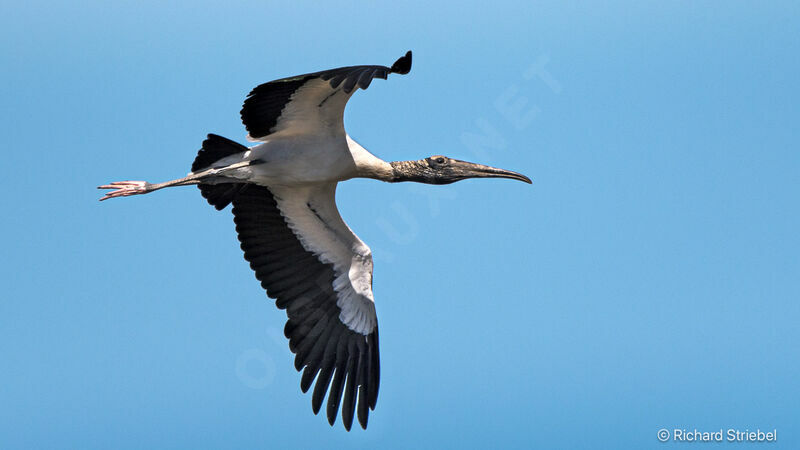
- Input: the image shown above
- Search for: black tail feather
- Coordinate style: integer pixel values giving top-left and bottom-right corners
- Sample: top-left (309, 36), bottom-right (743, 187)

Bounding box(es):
top-left (191, 134), bottom-right (248, 172)
top-left (192, 134), bottom-right (250, 210)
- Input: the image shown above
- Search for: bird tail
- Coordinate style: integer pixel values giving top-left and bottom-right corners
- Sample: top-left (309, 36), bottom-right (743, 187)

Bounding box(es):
top-left (191, 134), bottom-right (248, 172)
top-left (192, 134), bottom-right (249, 210)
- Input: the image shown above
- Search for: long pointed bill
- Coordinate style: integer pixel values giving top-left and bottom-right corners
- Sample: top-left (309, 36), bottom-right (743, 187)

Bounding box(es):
top-left (452, 160), bottom-right (532, 184)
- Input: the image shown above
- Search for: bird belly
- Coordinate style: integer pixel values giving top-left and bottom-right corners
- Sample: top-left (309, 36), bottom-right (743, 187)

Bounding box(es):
top-left (212, 135), bottom-right (357, 186)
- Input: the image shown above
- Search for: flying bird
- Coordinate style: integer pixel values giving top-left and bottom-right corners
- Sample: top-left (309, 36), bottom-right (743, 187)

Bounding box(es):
top-left (99, 51), bottom-right (531, 430)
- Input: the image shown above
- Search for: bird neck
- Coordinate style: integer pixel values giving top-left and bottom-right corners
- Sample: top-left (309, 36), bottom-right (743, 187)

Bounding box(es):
top-left (345, 135), bottom-right (431, 183)
top-left (389, 160), bottom-right (431, 183)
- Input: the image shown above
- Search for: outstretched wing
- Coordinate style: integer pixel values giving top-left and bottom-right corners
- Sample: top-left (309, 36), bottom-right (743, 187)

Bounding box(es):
top-left (202, 181), bottom-right (380, 430)
top-left (240, 51), bottom-right (412, 140)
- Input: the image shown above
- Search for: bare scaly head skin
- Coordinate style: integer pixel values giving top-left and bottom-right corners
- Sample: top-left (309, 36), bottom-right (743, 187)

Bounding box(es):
top-left (390, 156), bottom-right (532, 185)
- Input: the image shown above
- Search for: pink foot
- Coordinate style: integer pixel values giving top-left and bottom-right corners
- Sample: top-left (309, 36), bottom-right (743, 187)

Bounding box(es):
top-left (98, 181), bottom-right (151, 201)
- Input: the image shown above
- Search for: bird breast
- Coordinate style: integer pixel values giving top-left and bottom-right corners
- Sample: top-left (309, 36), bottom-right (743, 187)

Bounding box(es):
top-left (239, 133), bottom-right (359, 186)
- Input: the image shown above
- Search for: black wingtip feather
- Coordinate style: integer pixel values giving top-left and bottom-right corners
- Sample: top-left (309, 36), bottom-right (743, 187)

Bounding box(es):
top-left (300, 365), bottom-right (317, 393)
top-left (312, 326), bottom-right (343, 414)
top-left (368, 329), bottom-right (380, 409)
top-left (326, 338), bottom-right (350, 425)
top-left (390, 51), bottom-right (412, 75)
top-left (341, 340), bottom-right (358, 431)
top-left (312, 365), bottom-right (334, 415)
top-left (355, 338), bottom-right (369, 429)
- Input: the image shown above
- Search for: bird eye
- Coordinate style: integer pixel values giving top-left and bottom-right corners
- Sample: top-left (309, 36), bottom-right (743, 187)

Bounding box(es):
top-left (431, 156), bottom-right (446, 164)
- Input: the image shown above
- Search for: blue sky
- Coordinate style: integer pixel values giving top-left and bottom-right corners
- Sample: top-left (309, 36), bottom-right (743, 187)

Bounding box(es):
top-left (2, 1), bottom-right (798, 448)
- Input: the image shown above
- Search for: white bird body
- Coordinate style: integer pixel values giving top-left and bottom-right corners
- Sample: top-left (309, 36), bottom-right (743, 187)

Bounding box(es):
top-left (99, 51), bottom-right (531, 431)
top-left (209, 134), bottom-right (392, 186)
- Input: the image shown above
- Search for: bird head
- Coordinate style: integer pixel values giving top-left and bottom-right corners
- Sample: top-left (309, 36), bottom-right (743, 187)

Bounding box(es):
top-left (413, 155), bottom-right (532, 185)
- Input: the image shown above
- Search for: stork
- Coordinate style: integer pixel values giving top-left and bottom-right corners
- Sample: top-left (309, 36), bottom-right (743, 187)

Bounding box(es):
top-left (98, 51), bottom-right (531, 430)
